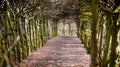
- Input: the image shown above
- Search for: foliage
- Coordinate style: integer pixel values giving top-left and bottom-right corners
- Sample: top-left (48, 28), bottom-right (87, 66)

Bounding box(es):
top-left (0, 0), bottom-right (120, 67)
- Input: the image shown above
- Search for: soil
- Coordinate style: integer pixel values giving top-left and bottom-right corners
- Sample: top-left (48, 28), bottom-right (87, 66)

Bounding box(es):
top-left (18, 36), bottom-right (91, 67)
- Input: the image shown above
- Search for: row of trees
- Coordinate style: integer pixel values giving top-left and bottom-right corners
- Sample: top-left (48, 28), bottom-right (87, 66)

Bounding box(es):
top-left (0, 0), bottom-right (58, 67)
top-left (0, 0), bottom-right (120, 67)
top-left (75, 0), bottom-right (120, 67)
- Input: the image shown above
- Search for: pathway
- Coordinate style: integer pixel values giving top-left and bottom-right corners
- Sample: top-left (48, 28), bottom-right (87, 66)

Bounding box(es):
top-left (19, 36), bottom-right (91, 67)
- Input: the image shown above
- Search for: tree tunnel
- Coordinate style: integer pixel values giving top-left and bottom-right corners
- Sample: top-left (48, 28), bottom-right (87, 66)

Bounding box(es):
top-left (0, 0), bottom-right (120, 67)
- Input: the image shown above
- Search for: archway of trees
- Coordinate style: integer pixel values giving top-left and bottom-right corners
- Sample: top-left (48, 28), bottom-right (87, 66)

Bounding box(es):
top-left (0, 0), bottom-right (120, 67)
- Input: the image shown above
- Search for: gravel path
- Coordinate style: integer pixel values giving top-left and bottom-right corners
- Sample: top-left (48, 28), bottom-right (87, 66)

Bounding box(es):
top-left (19, 36), bottom-right (91, 67)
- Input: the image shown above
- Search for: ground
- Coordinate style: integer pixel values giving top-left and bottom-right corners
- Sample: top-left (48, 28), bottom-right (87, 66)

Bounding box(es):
top-left (18, 36), bottom-right (91, 67)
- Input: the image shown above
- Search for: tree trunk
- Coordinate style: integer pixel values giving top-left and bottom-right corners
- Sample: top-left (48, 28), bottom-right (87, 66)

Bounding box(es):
top-left (102, 13), bottom-right (112, 67)
top-left (90, 0), bottom-right (99, 67)
top-left (110, 13), bottom-right (119, 67)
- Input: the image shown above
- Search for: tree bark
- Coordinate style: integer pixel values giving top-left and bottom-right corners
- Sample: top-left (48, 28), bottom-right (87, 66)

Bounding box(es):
top-left (102, 13), bottom-right (112, 67)
top-left (109, 13), bottom-right (119, 67)
top-left (90, 0), bottom-right (99, 67)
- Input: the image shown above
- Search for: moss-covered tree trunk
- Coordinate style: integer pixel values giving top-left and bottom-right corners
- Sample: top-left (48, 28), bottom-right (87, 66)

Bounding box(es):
top-left (90, 0), bottom-right (99, 67)
top-left (110, 13), bottom-right (119, 67)
top-left (51, 18), bottom-right (58, 37)
top-left (102, 13), bottom-right (112, 67)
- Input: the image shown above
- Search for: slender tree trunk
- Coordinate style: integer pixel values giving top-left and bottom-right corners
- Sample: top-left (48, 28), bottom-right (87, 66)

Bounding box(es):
top-left (75, 19), bottom-right (80, 38)
top-left (90, 0), bottom-right (99, 67)
top-left (63, 22), bottom-right (65, 36)
top-left (68, 23), bottom-right (72, 36)
top-left (98, 15), bottom-right (104, 67)
top-left (102, 13), bottom-right (112, 67)
top-left (110, 13), bottom-right (119, 67)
